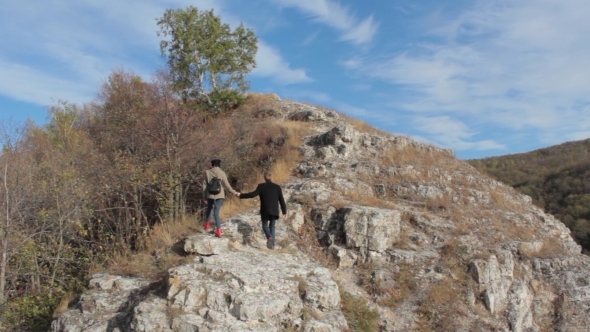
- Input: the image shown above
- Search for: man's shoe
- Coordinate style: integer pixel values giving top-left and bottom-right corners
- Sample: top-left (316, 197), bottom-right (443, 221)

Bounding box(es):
top-left (215, 228), bottom-right (223, 238)
top-left (271, 237), bottom-right (276, 249)
top-left (204, 221), bottom-right (211, 231)
top-left (266, 237), bottom-right (273, 249)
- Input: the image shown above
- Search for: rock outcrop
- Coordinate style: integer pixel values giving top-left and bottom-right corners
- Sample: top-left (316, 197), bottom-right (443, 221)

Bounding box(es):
top-left (52, 242), bottom-right (347, 331)
top-left (53, 98), bottom-right (590, 331)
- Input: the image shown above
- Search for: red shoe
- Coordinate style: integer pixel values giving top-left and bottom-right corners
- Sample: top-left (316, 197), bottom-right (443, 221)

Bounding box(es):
top-left (215, 228), bottom-right (223, 238)
top-left (204, 221), bottom-right (211, 231)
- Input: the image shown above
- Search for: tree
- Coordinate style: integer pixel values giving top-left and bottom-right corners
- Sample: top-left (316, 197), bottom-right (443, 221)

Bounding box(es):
top-left (157, 6), bottom-right (257, 110)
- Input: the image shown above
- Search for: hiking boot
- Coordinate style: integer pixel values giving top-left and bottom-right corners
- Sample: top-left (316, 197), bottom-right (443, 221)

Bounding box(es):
top-left (215, 228), bottom-right (223, 238)
top-left (266, 237), bottom-right (273, 249)
top-left (204, 221), bottom-right (211, 231)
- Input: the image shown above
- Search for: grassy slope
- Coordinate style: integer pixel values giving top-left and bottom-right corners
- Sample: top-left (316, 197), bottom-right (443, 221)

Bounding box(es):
top-left (467, 138), bottom-right (590, 252)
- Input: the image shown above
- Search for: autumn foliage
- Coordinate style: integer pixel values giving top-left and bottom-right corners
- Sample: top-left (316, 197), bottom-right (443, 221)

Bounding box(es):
top-left (0, 70), bottom-right (291, 331)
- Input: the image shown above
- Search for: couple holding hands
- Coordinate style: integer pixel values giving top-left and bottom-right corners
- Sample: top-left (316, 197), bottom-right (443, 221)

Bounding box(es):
top-left (202, 158), bottom-right (287, 249)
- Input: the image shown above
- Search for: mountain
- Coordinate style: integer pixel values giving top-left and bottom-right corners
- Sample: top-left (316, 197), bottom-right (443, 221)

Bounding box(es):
top-left (468, 139), bottom-right (590, 253)
top-left (51, 97), bottom-right (590, 332)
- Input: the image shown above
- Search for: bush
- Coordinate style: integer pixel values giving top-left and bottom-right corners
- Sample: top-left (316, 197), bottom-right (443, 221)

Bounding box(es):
top-left (340, 291), bottom-right (379, 332)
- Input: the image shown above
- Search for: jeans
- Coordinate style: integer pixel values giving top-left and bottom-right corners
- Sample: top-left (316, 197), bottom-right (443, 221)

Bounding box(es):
top-left (261, 215), bottom-right (278, 239)
top-left (206, 199), bottom-right (224, 229)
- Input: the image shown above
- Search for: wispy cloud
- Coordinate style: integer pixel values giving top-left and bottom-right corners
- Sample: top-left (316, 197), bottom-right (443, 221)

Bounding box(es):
top-left (271, 0), bottom-right (379, 45)
top-left (344, 0), bottom-right (590, 150)
top-left (0, 60), bottom-right (93, 105)
top-left (253, 42), bottom-right (312, 84)
top-left (0, 0), bottom-right (310, 106)
top-left (412, 116), bottom-right (505, 151)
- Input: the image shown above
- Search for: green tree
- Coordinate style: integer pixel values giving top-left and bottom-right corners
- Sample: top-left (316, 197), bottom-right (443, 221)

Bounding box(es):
top-left (157, 6), bottom-right (257, 111)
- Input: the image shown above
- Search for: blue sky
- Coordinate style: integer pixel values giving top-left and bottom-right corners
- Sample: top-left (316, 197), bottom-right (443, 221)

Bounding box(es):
top-left (1, 0), bottom-right (590, 159)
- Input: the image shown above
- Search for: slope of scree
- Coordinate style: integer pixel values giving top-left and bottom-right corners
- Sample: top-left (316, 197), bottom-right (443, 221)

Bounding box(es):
top-left (52, 96), bottom-right (590, 332)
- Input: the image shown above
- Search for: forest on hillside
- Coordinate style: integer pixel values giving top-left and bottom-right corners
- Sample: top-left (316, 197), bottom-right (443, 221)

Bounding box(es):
top-left (0, 6), bottom-right (284, 331)
top-left (0, 70), bottom-right (300, 330)
top-left (468, 139), bottom-right (590, 254)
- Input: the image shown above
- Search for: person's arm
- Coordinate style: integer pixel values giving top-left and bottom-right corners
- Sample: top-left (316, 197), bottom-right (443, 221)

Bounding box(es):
top-left (240, 184), bottom-right (261, 199)
top-left (202, 171), bottom-right (209, 198)
top-left (278, 186), bottom-right (287, 216)
top-left (221, 171), bottom-right (237, 195)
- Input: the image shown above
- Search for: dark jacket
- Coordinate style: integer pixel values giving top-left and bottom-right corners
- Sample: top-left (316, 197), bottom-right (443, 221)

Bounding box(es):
top-left (240, 180), bottom-right (287, 218)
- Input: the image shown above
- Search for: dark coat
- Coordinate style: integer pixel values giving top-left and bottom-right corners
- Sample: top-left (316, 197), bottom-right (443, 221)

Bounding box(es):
top-left (240, 180), bottom-right (287, 218)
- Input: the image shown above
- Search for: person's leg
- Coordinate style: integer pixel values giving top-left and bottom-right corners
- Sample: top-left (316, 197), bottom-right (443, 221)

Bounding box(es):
top-left (261, 217), bottom-right (271, 239)
top-left (204, 199), bottom-right (214, 230)
top-left (213, 198), bottom-right (224, 232)
top-left (269, 216), bottom-right (277, 249)
top-left (261, 216), bottom-right (272, 248)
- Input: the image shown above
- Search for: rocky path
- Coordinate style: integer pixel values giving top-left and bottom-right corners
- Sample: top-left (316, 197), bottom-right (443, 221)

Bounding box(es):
top-left (52, 206), bottom-right (349, 332)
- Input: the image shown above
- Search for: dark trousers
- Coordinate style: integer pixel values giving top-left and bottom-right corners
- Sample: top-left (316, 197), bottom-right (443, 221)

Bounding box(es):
top-left (206, 199), bottom-right (224, 229)
top-left (261, 215), bottom-right (278, 239)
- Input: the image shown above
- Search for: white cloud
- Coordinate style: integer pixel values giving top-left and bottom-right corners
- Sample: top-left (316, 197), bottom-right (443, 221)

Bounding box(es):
top-left (0, 0), bottom-right (309, 106)
top-left (253, 42), bottom-right (312, 85)
top-left (271, 0), bottom-right (379, 45)
top-left (0, 60), bottom-right (93, 105)
top-left (345, 0), bottom-right (590, 150)
top-left (413, 116), bottom-right (505, 151)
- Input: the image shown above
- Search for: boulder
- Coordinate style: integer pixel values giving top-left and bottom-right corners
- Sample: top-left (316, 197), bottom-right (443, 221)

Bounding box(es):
top-left (184, 234), bottom-right (229, 255)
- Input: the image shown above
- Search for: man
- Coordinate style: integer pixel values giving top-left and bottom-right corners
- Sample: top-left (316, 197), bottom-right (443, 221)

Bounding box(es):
top-left (239, 172), bottom-right (287, 249)
top-left (202, 158), bottom-right (239, 237)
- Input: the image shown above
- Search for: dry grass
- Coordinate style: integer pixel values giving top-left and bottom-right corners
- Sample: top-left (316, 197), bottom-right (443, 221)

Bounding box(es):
top-left (346, 117), bottom-right (390, 136)
top-left (424, 193), bottom-right (454, 212)
top-left (343, 185), bottom-right (398, 209)
top-left (489, 187), bottom-right (527, 214)
top-left (108, 251), bottom-right (160, 278)
top-left (107, 215), bottom-right (199, 279)
top-left (242, 120), bottom-right (310, 187)
top-left (219, 196), bottom-right (256, 220)
top-left (393, 223), bottom-right (414, 250)
top-left (356, 262), bottom-right (418, 310)
top-left (380, 142), bottom-right (452, 173)
top-left (146, 216), bottom-right (200, 250)
top-left (268, 159), bottom-right (293, 184)
top-left (537, 237), bottom-right (567, 258)
top-left (287, 275), bottom-right (309, 299)
top-left (378, 268), bottom-right (418, 309)
top-left (52, 292), bottom-right (76, 318)
top-left (448, 207), bottom-right (473, 236)
top-left (415, 277), bottom-right (468, 332)
top-left (294, 216), bottom-right (336, 268)
top-left (340, 290), bottom-right (380, 332)
top-left (239, 93), bottom-right (280, 115)
top-left (521, 237), bottom-right (567, 259)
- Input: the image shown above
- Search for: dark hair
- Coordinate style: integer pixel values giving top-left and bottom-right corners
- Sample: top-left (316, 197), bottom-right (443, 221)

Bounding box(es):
top-left (211, 159), bottom-right (221, 167)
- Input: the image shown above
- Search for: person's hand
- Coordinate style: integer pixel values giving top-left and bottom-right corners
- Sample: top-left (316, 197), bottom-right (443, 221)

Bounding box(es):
top-left (235, 192), bottom-right (240, 197)
top-left (203, 199), bottom-right (208, 204)
top-left (283, 214), bottom-right (287, 219)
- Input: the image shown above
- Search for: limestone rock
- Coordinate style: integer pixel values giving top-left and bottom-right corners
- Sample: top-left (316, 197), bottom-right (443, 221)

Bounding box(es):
top-left (52, 98), bottom-right (590, 332)
top-left (184, 234), bottom-right (229, 255)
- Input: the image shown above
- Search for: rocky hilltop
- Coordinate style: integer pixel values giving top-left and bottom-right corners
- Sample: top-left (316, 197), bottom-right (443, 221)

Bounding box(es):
top-left (53, 97), bottom-right (590, 331)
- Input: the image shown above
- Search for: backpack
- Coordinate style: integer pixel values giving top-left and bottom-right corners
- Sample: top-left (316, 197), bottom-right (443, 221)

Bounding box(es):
top-left (207, 175), bottom-right (222, 195)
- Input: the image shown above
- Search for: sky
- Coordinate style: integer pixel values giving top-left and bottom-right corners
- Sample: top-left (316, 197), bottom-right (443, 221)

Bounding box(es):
top-left (1, 0), bottom-right (590, 159)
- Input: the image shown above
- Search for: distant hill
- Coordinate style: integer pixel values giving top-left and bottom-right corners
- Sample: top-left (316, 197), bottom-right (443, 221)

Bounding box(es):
top-left (468, 139), bottom-right (590, 252)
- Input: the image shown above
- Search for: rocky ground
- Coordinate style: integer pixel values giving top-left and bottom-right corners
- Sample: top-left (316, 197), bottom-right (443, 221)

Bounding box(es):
top-left (53, 97), bottom-right (590, 331)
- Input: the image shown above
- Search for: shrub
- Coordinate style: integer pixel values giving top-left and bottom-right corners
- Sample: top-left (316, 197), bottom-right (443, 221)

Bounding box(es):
top-left (340, 291), bottom-right (379, 332)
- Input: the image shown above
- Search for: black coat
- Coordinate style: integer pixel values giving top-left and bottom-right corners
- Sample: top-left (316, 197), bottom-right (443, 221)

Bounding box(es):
top-left (240, 180), bottom-right (287, 218)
